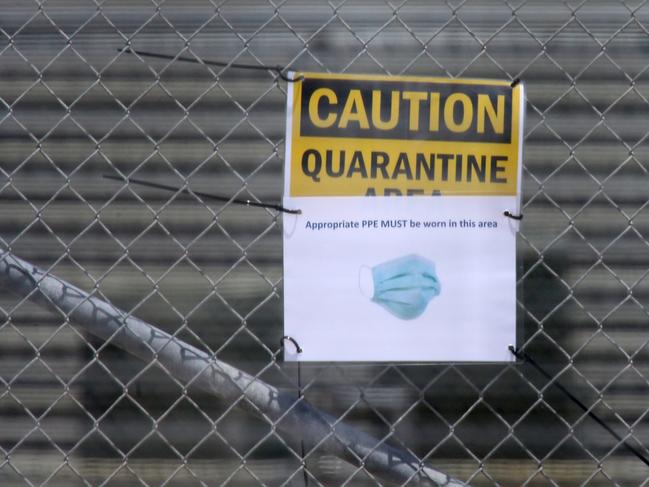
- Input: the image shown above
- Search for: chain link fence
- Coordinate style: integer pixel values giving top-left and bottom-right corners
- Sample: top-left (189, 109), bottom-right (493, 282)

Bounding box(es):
top-left (2, 1), bottom-right (649, 485)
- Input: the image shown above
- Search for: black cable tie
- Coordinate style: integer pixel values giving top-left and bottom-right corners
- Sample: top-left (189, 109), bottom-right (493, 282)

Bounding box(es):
top-left (511, 78), bottom-right (521, 87)
top-left (504, 210), bottom-right (523, 220)
top-left (509, 346), bottom-right (649, 468)
top-left (103, 174), bottom-right (301, 214)
top-left (280, 335), bottom-right (303, 354)
top-left (118, 47), bottom-right (304, 82)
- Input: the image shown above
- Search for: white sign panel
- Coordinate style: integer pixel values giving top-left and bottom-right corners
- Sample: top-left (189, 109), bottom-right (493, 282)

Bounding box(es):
top-left (282, 72), bottom-right (525, 362)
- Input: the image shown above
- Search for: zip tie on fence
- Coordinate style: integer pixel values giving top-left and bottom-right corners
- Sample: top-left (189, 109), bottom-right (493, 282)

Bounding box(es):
top-left (509, 346), bottom-right (649, 468)
top-left (103, 174), bottom-right (301, 214)
top-left (119, 47), bottom-right (304, 82)
top-left (281, 336), bottom-right (303, 354)
top-left (503, 210), bottom-right (523, 220)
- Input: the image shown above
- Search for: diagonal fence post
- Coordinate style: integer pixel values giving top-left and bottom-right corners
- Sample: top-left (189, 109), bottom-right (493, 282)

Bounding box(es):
top-left (0, 251), bottom-right (469, 487)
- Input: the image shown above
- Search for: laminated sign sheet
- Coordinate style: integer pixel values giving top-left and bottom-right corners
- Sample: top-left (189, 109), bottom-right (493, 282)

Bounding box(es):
top-left (282, 72), bottom-right (525, 362)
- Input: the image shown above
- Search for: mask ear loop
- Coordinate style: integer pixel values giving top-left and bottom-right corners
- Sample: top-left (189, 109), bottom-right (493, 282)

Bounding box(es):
top-left (358, 265), bottom-right (374, 299)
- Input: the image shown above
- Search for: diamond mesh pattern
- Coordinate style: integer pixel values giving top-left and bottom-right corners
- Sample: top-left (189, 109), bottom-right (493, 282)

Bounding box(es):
top-left (2, 1), bottom-right (649, 485)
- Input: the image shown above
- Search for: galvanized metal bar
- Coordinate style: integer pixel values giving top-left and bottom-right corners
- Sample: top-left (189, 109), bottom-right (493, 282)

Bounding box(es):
top-left (0, 251), bottom-right (468, 487)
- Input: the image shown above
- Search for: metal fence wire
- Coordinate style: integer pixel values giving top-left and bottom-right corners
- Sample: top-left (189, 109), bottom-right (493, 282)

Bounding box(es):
top-left (1, 1), bottom-right (649, 486)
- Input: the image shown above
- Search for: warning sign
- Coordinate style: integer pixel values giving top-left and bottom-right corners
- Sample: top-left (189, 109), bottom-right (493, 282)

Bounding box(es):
top-left (286, 73), bottom-right (523, 197)
top-left (283, 72), bottom-right (525, 362)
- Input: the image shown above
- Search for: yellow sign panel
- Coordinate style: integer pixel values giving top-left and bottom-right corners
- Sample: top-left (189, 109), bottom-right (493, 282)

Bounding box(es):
top-left (286, 72), bottom-right (523, 197)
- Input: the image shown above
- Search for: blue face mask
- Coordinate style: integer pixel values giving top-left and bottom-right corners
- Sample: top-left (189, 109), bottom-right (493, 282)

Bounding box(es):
top-left (371, 254), bottom-right (441, 320)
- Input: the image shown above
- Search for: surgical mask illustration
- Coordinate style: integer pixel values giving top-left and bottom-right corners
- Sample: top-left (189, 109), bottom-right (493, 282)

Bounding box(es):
top-left (367, 254), bottom-right (441, 320)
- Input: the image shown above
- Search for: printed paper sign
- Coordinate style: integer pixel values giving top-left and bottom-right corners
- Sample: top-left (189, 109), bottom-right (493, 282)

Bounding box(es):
top-left (283, 72), bottom-right (524, 362)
